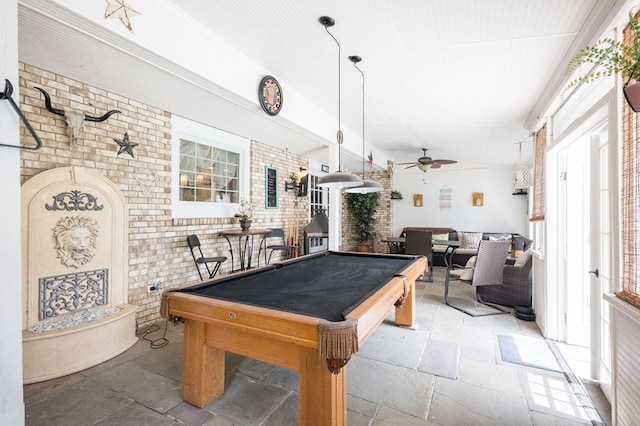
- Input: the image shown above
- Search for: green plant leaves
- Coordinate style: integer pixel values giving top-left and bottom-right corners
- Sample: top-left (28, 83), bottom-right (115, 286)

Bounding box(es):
top-left (346, 192), bottom-right (381, 243)
top-left (564, 11), bottom-right (640, 92)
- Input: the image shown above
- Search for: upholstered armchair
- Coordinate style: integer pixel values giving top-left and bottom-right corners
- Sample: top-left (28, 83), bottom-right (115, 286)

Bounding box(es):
top-left (476, 250), bottom-right (533, 308)
top-left (444, 240), bottom-right (511, 316)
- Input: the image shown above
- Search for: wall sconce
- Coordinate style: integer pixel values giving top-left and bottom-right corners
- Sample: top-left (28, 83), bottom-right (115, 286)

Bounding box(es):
top-left (285, 167), bottom-right (308, 197)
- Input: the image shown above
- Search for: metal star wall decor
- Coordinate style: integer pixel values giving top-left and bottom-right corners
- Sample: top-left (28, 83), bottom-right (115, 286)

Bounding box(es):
top-left (113, 132), bottom-right (138, 158)
top-left (104, 0), bottom-right (140, 33)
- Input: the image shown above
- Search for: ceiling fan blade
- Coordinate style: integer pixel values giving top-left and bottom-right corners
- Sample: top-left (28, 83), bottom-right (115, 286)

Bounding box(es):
top-left (400, 149), bottom-right (457, 170)
top-left (397, 162), bottom-right (418, 165)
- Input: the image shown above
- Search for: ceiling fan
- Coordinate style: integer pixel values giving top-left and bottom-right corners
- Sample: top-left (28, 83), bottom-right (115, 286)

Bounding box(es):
top-left (398, 148), bottom-right (457, 172)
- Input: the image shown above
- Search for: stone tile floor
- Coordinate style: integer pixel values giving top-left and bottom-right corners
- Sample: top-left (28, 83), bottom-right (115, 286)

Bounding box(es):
top-left (24, 267), bottom-right (611, 425)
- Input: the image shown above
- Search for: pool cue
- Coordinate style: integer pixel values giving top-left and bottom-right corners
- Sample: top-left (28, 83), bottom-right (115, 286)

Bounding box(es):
top-left (293, 200), bottom-right (300, 257)
top-left (287, 201), bottom-right (294, 248)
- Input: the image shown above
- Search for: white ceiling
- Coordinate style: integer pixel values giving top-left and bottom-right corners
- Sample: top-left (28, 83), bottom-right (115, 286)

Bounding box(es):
top-left (16, 0), bottom-right (625, 172)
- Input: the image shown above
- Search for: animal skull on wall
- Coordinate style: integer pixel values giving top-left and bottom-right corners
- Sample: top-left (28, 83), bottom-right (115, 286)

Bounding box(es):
top-left (35, 87), bottom-right (121, 145)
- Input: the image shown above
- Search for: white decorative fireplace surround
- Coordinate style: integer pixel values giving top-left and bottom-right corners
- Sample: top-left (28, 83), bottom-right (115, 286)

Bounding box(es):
top-left (21, 166), bottom-right (137, 383)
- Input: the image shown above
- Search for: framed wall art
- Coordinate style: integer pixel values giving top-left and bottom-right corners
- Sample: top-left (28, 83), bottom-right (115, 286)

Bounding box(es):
top-left (439, 186), bottom-right (452, 209)
top-left (473, 192), bottom-right (484, 206)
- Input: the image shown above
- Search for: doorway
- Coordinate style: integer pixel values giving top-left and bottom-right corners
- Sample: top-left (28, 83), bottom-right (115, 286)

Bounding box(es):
top-left (547, 99), bottom-right (613, 401)
top-left (562, 132), bottom-right (592, 347)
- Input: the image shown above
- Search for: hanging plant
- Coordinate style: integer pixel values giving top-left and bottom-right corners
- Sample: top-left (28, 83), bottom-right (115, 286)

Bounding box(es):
top-left (391, 190), bottom-right (403, 200)
top-left (565, 10), bottom-right (640, 111)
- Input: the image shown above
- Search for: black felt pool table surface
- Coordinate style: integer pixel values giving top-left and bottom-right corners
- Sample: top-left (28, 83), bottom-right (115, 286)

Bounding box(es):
top-left (180, 251), bottom-right (418, 322)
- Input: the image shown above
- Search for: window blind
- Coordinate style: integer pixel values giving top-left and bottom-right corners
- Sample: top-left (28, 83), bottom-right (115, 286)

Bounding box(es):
top-left (530, 124), bottom-right (546, 222)
top-left (618, 18), bottom-right (640, 308)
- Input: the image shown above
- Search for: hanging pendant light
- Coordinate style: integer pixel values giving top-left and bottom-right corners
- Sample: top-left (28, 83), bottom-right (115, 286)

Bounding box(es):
top-left (317, 16), bottom-right (363, 189)
top-left (512, 140), bottom-right (531, 195)
top-left (346, 55), bottom-right (383, 194)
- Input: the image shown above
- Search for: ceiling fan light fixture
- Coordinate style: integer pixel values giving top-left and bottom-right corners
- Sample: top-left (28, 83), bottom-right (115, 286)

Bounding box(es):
top-left (399, 148), bottom-right (456, 171)
top-left (317, 16), bottom-right (363, 190)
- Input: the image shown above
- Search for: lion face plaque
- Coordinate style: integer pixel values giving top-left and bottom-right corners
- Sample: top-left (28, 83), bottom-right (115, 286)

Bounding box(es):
top-left (52, 216), bottom-right (99, 268)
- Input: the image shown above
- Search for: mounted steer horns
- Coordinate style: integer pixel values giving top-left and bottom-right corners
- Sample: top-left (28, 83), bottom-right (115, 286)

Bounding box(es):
top-left (35, 87), bottom-right (121, 145)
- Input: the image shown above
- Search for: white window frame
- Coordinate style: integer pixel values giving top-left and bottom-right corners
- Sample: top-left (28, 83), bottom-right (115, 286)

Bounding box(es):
top-left (171, 115), bottom-right (250, 218)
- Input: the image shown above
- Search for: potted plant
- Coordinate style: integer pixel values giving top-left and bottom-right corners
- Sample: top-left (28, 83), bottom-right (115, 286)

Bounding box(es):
top-left (234, 199), bottom-right (254, 230)
top-left (565, 10), bottom-right (640, 111)
top-left (391, 190), bottom-right (403, 200)
top-left (346, 192), bottom-right (380, 252)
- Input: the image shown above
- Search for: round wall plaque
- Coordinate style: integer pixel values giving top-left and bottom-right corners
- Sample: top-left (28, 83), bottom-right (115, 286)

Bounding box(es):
top-left (258, 75), bottom-right (283, 116)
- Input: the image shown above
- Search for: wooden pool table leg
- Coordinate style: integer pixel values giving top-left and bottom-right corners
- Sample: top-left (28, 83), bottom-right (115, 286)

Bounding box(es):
top-left (394, 280), bottom-right (415, 327)
top-left (182, 319), bottom-right (225, 408)
top-left (299, 347), bottom-right (346, 426)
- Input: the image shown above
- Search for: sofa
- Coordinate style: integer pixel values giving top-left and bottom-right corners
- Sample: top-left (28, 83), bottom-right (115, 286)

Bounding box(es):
top-left (398, 227), bottom-right (532, 267)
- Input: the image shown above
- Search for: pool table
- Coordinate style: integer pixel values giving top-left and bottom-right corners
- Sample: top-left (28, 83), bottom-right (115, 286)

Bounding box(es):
top-left (161, 250), bottom-right (426, 425)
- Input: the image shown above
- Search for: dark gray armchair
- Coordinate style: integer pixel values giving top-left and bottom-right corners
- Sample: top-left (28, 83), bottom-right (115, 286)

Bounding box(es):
top-left (444, 239), bottom-right (511, 316)
top-left (404, 229), bottom-right (433, 281)
top-left (476, 250), bottom-right (533, 308)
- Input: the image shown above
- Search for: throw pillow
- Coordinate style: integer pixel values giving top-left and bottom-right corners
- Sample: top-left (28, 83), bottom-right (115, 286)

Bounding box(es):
top-left (489, 234), bottom-right (512, 251)
top-left (432, 233), bottom-right (449, 249)
top-left (460, 256), bottom-right (477, 281)
top-left (460, 232), bottom-right (482, 249)
top-left (514, 249), bottom-right (532, 267)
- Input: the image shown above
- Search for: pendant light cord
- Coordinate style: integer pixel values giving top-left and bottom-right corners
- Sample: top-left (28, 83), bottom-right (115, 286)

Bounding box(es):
top-left (519, 141), bottom-right (522, 162)
top-left (345, 54), bottom-right (382, 193)
top-left (324, 24), bottom-right (343, 171)
top-left (352, 61), bottom-right (366, 176)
